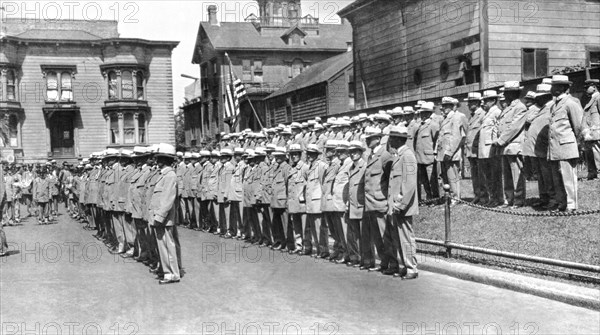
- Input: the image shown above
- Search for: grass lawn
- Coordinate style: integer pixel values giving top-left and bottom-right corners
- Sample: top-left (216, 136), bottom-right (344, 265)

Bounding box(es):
top-left (414, 176), bottom-right (600, 284)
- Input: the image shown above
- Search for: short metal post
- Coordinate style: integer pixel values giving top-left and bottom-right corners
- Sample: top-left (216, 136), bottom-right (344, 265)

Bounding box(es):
top-left (443, 184), bottom-right (452, 258)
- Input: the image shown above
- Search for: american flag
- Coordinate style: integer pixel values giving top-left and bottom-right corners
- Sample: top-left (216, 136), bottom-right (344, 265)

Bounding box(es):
top-left (224, 53), bottom-right (247, 120)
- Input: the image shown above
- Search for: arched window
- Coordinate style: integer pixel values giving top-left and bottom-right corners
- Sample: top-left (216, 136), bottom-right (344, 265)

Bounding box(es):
top-left (6, 70), bottom-right (16, 101)
top-left (8, 114), bottom-right (19, 147)
top-left (108, 71), bottom-right (118, 100)
top-left (110, 114), bottom-right (120, 144)
top-left (138, 113), bottom-right (146, 143)
top-left (60, 71), bottom-right (73, 101)
top-left (121, 70), bottom-right (133, 99)
top-left (46, 72), bottom-right (58, 101)
top-left (123, 113), bottom-right (135, 144)
top-left (136, 72), bottom-right (144, 100)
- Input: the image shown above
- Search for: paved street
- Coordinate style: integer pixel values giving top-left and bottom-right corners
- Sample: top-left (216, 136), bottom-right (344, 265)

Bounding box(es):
top-left (1, 211), bottom-right (599, 335)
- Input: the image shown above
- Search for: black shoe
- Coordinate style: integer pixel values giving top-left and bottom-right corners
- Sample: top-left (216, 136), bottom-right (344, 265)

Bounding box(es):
top-left (401, 273), bottom-right (418, 280)
top-left (368, 266), bottom-right (383, 272)
top-left (382, 268), bottom-right (399, 276)
top-left (158, 279), bottom-right (180, 285)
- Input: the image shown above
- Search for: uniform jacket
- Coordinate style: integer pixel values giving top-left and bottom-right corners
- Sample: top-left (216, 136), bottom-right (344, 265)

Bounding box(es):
top-left (522, 102), bottom-right (550, 158)
top-left (144, 168), bottom-right (162, 222)
top-left (229, 161), bottom-right (246, 202)
top-left (548, 93), bottom-right (583, 161)
top-left (129, 165), bottom-right (150, 219)
top-left (287, 160), bottom-right (309, 214)
top-left (495, 99), bottom-right (528, 155)
top-left (414, 118), bottom-right (440, 165)
top-left (4, 174), bottom-right (16, 201)
top-left (330, 157), bottom-right (352, 212)
top-left (388, 145), bottom-right (419, 217)
top-left (33, 177), bottom-right (51, 203)
top-left (321, 158), bottom-right (341, 212)
top-left (20, 171), bottom-right (33, 195)
top-left (478, 105), bottom-right (502, 159)
top-left (270, 161), bottom-right (290, 209)
top-left (86, 168), bottom-right (100, 205)
top-left (465, 108), bottom-right (486, 158)
top-left (182, 163), bottom-right (195, 198)
top-left (217, 161), bottom-right (234, 203)
top-left (117, 164), bottom-right (136, 212)
top-left (201, 161), bottom-right (216, 201)
top-left (582, 91), bottom-right (600, 142)
top-left (242, 165), bottom-right (257, 207)
top-left (190, 162), bottom-right (203, 198)
top-left (305, 160), bottom-right (328, 214)
top-left (347, 158), bottom-right (366, 220)
top-left (364, 145), bottom-right (393, 213)
top-left (407, 119), bottom-right (419, 149)
top-left (150, 166), bottom-right (178, 227)
top-left (176, 162), bottom-right (187, 198)
top-left (436, 110), bottom-right (467, 162)
top-left (255, 161), bottom-right (272, 205)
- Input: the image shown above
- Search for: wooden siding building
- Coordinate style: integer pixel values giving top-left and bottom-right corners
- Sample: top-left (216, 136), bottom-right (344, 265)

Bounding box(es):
top-left (338, 0), bottom-right (600, 111)
top-left (0, 19), bottom-right (178, 163)
top-left (265, 51), bottom-right (353, 125)
top-left (185, 0), bottom-right (352, 145)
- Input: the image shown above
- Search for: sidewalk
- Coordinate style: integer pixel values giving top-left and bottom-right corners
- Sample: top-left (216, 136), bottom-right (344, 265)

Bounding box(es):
top-left (418, 252), bottom-right (600, 311)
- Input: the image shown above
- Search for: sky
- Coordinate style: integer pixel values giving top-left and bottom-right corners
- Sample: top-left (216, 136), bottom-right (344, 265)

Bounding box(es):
top-left (1, 0), bottom-right (354, 112)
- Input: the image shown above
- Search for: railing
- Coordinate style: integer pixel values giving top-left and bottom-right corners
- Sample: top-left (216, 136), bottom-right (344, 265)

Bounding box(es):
top-left (251, 15), bottom-right (319, 28)
top-left (243, 82), bottom-right (284, 95)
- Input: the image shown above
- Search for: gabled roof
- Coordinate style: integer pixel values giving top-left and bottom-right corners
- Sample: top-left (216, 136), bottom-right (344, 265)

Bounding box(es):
top-left (198, 21), bottom-right (352, 51)
top-left (281, 25), bottom-right (307, 38)
top-left (15, 29), bottom-right (103, 40)
top-left (267, 51), bottom-right (353, 99)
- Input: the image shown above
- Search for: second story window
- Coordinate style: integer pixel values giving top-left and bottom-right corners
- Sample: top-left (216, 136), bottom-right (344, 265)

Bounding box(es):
top-left (102, 66), bottom-right (147, 101)
top-left (41, 66), bottom-right (76, 102)
top-left (122, 70), bottom-right (134, 99)
top-left (242, 60), bottom-right (252, 81)
top-left (6, 70), bottom-right (16, 101)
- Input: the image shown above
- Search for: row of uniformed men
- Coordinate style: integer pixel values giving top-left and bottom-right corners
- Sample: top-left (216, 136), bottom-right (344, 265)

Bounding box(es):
top-left (175, 124), bottom-right (420, 279)
top-left (75, 143), bottom-right (183, 285)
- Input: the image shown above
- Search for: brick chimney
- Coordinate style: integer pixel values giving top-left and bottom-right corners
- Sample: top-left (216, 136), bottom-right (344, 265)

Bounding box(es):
top-left (208, 5), bottom-right (219, 25)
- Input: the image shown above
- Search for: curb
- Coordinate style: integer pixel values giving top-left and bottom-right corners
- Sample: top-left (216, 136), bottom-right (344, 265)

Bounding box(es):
top-left (418, 253), bottom-right (600, 311)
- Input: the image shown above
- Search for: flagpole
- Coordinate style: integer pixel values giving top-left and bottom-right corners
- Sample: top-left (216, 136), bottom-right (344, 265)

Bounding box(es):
top-left (225, 53), bottom-right (265, 130)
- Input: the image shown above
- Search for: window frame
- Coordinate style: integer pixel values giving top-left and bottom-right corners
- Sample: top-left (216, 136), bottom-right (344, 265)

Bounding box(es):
top-left (100, 65), bottom-right (148, 101)
top-left (521, 48), bottom-right (548, 80)
top-left (41, 65), bottom-right (77, 103)
top-left (106, 111), bottom-right (149, 146)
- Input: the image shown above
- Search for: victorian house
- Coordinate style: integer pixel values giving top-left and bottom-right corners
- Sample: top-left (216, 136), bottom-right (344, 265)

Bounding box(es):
top-left (184, 0), bottom-right (352, 145)
top-left (0, 19), bottom-right (178, 163)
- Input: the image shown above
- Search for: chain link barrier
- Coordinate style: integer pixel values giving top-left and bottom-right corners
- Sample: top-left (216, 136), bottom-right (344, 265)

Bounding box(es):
top-left (450, 196), bottom-right (600, 217)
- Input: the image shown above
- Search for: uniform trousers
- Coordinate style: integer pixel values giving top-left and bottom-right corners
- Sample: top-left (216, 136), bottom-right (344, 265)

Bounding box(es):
top-left (417, 163), bottom-right (439, 201)
top-left (441, 160), bottom-right (461, 198)
top-left (550, 159), bottom-right (578, 210)
top-left (529, 157), bottom-right (554, 204)
top-left (391, 215), bottom-right (418, 274)
top-left (218, 202), bottom-right (230, 234)
top-left (289, 213), bottom-right (306, 251)
top-left (362, 211), bottom-right (394, 269)
top-left (179, 196), bottom-right (189, 225)
top-left (585, 141), bottom-right (600, 178)
top-left (245, 206), bottom-right (261, 242)
top-left (468, 157), bottom-right (487, 200)
top-left (324, 212), bottom-right (346, 260)
top-left (305, 213), bottom-right (327, 255)
top-left (479, 157), bottom-right (503, 204)
top-left (271, 208), bottom-right (289, 249)
top-left (112, 212), bottom-right (127, 252)
top-left (229, 201), bottom-right (243, 236)
top-left (122, 213), bottom-right (137, 251)
top-left (346, 217), bottom-right (361, 263)
top-left (155, 225), bottom-right (181, 281)
top-left (191, 197), bottom-right (201, 228)
top-left (133, 218), bottom-right (149, 258)
top-left (255, 204), bottom-right (273, 245)
top-left (203, 200), bottom-right (217, 230)
top-left (0, 225), bottom-right (8, 254)
top-left (501, 155), bottom-right (526, 206)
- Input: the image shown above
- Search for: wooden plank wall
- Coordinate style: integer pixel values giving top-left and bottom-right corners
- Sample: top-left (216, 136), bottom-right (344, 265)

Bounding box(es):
top-left (486, 0), bottom-right (600, 85)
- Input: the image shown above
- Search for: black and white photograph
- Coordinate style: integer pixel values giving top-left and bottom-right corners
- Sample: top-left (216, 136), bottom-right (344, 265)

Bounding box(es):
top-left (0, 0), bottom-right (599, 334)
